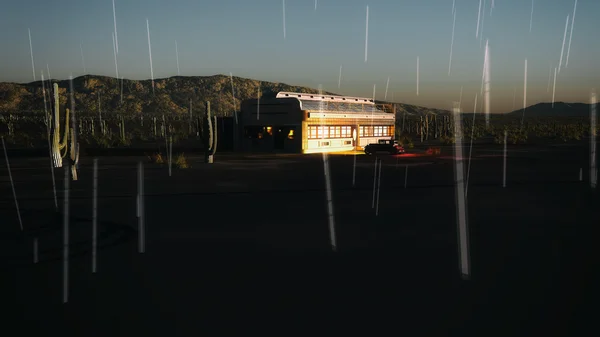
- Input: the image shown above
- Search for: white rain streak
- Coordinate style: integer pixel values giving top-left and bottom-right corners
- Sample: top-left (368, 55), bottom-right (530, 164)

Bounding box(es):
top-left (365, 6), bottom-right (369, 63)
top-left (98, 92), bottom-right (102, 131)
top-left (92, 158), bottom-right (98, 272)
top-left (138, 161), bottom-right (146, 253)
top-left (458, 86), bottom-right (463, 109)
top-left (480, 41), bottom-right (487, 95)
top-left (552, 67), bottom-right (557, 107)
top-left (175, 40), bottom-right (180, 76)
top-left (46, 64), bottom-right (52, 98)
top-left (522, 59), bottom-right (527, 126)
top-left (41, 73), bottom-right (58, 210)
top-left (80, 43), bottom-right (86, 74)
top-left (566, 0), bottom-right (578, 67)
top-left (112, 33), bottom-right (119, 80)
top-left (372, 84), bottom-right (376, 101)
top-left (315, 0), bottom-right (317, 11)
top-left (283, 0), bottom-right (286, 40)
top-left (318, 84), bottom-right (337, 251)
top-left (479, 0), bottom-right (486, 47)
top-left (449, 9), bottom-right (456, 76)
top-left (558, 15), bottom-right (570, 74)
top-left (338, 64), bottom-right (342, 89)
top-left (591, 90), bottom-right (597, 188)
top-left (147, 19), bottom-right (155, 94)
top-left (416, 56), bottom-right (420, 95)
top-left (529, 0), bottom-right (534, 33)
top-left (483, 40), bottom-right (490, 126)
top-left (69, 76), bottom-right (78, 153)
top-left (230, 72), bottom-right (238, 123)
top-left (2, 137), bottom-right (23, 231)
top-left (112, 0), bottom-right (119, 54)
top-left (503, 130), bottom-right (507, 187)
top-left (452, 0), bottom-right (455, 15)
top-left (465, 93), bottom-right (478, 198)
top-left (375, 159), bottom-right (382, 216)
top-left (384, 77), bottom-right (390, 100)
top-left (490, 0), bottom-right (495, 16)
top-left (28, 29), bottom-right (36, 81)
top-left (164, 135), bottom-right (169, 174)
top-left (476, 0), bottom-right (482, 38)
top-left (257, 83), bottom-right (260, 120)
top-left (452, 105), bottom-right (470, 280)
top-left (63, 166), bottom-right (70, 304)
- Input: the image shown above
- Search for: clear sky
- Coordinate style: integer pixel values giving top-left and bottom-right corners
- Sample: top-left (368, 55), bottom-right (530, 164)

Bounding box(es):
top-left (0, 0), bottom-right (598, 112)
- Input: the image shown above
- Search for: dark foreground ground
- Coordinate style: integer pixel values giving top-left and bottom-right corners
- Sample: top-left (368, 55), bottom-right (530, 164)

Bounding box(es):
top-left (0, 144), bottom-right (598, 336)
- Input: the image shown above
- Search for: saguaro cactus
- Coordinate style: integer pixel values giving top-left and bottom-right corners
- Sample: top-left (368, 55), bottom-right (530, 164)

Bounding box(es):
top-left (50, 83), bottom-right (80, 179)
top-left (203, 101), bottom-right (218, 163)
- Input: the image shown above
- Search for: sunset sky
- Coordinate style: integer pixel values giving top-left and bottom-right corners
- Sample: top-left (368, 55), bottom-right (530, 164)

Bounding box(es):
top-left (0, 0), bottom-right (598, 112)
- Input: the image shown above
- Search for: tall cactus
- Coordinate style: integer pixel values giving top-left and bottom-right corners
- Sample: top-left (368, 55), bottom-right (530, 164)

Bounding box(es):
top-left (203, 101), bottom-right (218, 163)
top-left (50, 83), bottom-right (80, 180)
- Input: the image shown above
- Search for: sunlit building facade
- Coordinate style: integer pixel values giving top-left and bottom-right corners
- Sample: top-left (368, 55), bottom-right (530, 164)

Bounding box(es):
top-left (237, 91), bottom-right (395, 153)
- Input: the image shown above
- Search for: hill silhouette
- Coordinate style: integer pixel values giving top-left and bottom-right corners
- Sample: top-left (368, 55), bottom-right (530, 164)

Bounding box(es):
top-left (0, 74), bottom-right (452, 117)
top-left (0, 75), bottom-right (593, 118)
top-left (506, 102), bottom-right (593, 117)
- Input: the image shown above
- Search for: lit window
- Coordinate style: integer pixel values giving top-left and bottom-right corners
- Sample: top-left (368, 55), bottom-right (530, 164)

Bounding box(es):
top-left (323, 126), bottom-right (329, 138)
top-left (310, 126), bottom-right (317, 139)
top-left (265, 126), bottom-right (273, 135)
top-left (288, 129), bottom-right (294, 139)
top-left (359, 126), bottom-right (364, 137)
top-left (317, 126), bottom-right (324, 138)
top-left (335, 126), bottom-right (341, 138)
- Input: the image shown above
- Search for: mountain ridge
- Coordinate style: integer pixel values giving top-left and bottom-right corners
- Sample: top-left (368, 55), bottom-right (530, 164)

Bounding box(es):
top-left (0, 74), bottom-right (593, 117)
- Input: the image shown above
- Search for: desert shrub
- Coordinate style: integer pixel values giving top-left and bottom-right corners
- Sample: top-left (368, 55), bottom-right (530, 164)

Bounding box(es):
top-left (440, 134), bottom-right (455, 144)
top-left (82, 134), bottom-right (112, 148)
top-left (508, 129), bottom-right (528, 144)
top-left (148, 152), bottom-right (165, 164)
top-left (397, 132), bottom-right (414, 148)
top-left (175, 153), bottom-right (189, 168)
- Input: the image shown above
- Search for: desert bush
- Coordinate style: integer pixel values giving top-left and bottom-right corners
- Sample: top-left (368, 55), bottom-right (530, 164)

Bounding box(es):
top-left (508, 129), bottom-right (528, 144)
top-left (148, 152), bottom-right (165, 164)
top-left (440, 134), bottom-right (455, 144)
top-left (175, 153), bottom-right (189, 168)
top-left (397, 132), bottom-right (414, 148)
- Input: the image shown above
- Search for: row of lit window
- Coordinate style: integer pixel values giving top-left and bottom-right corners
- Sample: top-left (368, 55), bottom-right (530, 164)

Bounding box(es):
top-left (244, 126), bottom-right (295, 139)
top-left (308, 126), bottom-right (352, 139)
top-left (359, 126), bottom-right (392, 137)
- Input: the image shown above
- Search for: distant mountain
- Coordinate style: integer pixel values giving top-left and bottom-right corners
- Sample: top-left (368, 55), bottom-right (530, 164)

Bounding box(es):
top-left (2, 75), bottom-right (589, 118)
top-left (386, 102), bottom-right (451, 116)
top-left (0, 74), bottom-right (454, 118)
top-left (0, 74), bottom-right (339, 115)
top-left (507, 102), bottom-right (594, 117)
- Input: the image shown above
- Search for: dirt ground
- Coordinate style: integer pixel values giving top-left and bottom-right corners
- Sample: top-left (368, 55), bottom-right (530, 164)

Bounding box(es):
top-left (0, 144), bottom-right (597, 335)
